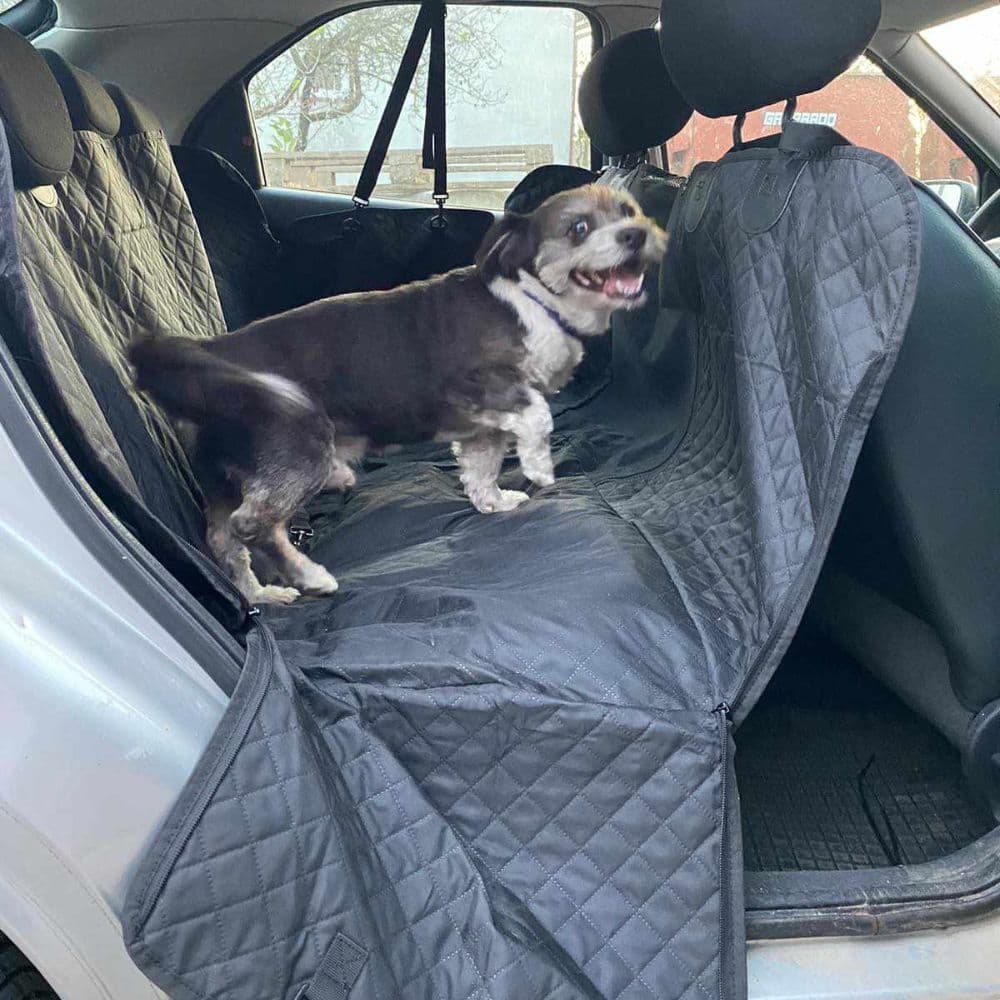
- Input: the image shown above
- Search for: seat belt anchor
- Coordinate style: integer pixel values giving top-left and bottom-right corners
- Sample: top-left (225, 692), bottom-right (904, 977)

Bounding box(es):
top-left (431, 192), bottom-right (449, 229)
top-left (289, 525), bottom-right (315, 548)
top-left (345, 195), bottom-right (368, 234)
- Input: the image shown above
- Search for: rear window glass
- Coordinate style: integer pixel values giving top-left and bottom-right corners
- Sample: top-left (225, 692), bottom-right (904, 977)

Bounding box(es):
top-left (249, 4), bottom-right (594, 209)
top-left (922, 5), bottom-right (1000, 113)
top-left (666, 56), bottom-right (977, 186)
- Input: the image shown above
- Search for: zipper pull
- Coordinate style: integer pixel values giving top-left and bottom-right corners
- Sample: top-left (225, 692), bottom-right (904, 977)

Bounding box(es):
top-left (713, 701), bottom-right (732, 720)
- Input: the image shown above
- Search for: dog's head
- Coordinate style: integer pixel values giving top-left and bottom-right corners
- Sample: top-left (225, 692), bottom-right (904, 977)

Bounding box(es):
top-left (476, 185), bottom-right (666, 315)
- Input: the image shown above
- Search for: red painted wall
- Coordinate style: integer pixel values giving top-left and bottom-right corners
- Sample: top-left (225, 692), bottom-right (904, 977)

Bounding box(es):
top-left (667, 72), bottom-right (976, 183)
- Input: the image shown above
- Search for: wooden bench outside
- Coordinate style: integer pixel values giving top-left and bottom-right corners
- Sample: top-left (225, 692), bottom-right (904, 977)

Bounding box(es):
top-left (262, 144), bottom-right (555, 194)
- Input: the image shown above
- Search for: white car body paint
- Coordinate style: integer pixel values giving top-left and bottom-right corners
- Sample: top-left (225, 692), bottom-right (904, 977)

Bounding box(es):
top-left (0, 412), bottom-right (225, 999)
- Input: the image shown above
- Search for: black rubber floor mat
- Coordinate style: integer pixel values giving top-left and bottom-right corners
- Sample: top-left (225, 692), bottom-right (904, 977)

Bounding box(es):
top-left (736, 637), bottom-right (995, 871)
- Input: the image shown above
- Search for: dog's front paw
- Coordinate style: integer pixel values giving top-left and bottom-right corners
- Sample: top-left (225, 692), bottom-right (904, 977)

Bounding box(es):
top-left (525, 468), bottom-right (555, 487)
top-left (299, 565), bottom-right (339, 596)
top-left (250, 584), bottom-right (301, 605)
top-left (519, 452), bottom-right (555, 487)
top-left (326, 459), bottom-right (356, 491)
top-left (475, 488), bottom-right (530, 513)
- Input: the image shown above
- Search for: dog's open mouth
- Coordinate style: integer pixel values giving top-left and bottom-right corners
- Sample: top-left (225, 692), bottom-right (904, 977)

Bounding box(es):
top-left (570, 264), bottom-right (645, 299)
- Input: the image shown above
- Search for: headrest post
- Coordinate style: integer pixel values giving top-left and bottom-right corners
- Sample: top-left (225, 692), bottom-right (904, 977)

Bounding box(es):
top-left (732, 114), bottom-right (746, 149)
top-left (781, 97), bottom-right (798, 128)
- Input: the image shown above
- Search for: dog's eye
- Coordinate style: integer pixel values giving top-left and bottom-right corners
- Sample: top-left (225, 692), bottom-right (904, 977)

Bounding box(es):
top-left (621, 203), bottom-right (636, 218)
top-left (570, 217), bottom-right (590, 240)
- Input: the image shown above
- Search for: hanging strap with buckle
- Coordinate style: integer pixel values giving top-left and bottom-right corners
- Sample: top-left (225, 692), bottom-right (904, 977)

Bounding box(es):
top-left (352, 0), bottom-right (448, 223)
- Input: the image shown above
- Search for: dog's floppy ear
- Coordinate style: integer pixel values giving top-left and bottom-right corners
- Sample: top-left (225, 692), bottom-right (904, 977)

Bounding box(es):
top-left (475, 213), bottom-right (537, 282)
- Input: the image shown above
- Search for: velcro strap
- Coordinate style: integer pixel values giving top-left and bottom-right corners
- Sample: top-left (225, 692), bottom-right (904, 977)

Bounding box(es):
top-left (298, 933), bottom-right (368, 1000)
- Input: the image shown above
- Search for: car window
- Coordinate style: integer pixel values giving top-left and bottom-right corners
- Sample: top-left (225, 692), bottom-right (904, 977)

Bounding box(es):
top-left (922, 5), bottom-right (1000, 114)
top-left (249, 4), bottom-right (594, 210)
top-left (665, 56), bottom-right (978, 188)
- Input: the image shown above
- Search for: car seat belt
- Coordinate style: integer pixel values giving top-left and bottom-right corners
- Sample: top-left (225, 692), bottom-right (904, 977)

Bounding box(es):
top-left (353, 0), bottom-right (447, 216)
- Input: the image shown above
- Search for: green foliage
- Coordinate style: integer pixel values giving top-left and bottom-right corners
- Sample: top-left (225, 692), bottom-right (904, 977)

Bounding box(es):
top-left (266, 115), bottom-right (299, 153)
top-left (249, 6), bottom-right (505, 152)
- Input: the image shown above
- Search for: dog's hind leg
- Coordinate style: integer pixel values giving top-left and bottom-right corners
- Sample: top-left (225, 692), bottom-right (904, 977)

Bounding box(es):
top-left (206, 506), bottom-right (300, 605)
top-left (230, 491), bottom-right (338, 597)
top-left (455, 432), bottom-right (529, 513)
top-left (253, 520), bottom-right (339, 596)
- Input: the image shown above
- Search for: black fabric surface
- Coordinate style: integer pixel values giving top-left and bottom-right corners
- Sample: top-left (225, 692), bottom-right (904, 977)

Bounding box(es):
top-left (659, 0), bottom-right (881, 118)
top-left (0, 26), bottom-right (73, 188)
top-left (580, 28), bottom-right (692, 156)
top-left (1, 45), bottom-right (920, 996)
top-left (123, 127), bottom-right (919, 999)
top-left (172, 144), bottom-right (285, 329)
top-left (280, 206), bottom-right (494, 305)
top-left (738, 635), bottom-right (994, 871)
top-left (505, 164), bottom-right (598, 214)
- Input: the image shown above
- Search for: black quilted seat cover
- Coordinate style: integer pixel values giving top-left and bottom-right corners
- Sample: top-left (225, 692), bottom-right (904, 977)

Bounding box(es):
top-left (7, 122), bottom-right (223, 542)
top-left (171, 144), bottom-right (285, 330)
top-left (0, 105), bottom-right (920, 1000)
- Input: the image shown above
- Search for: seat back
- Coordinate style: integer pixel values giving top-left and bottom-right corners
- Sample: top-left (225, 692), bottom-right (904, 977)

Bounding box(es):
top-left (652, 0), bottom-right (923, 716)
top-left (830, 186), bottom-right (1000, 711)
top-left (0, 32), bottom-right (243, 621)
top-left (172, 144), bottom-right (284, 329)
top-left (1, 41), bottom-right (225, 546)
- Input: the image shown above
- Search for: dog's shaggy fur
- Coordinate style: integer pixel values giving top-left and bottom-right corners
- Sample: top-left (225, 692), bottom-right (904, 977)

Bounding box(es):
top-left (130, 185), bottom-right (665, 604)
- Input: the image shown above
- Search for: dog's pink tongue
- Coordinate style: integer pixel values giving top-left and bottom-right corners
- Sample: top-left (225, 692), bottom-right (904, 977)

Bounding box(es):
top-left (603, 271), bottom-right (644, 297)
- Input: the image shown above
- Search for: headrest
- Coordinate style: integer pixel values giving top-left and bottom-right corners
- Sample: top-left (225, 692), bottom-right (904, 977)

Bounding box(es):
top-left (579, 28), bottom-right (692, 157)
top-left (660, 0), bottom-right (881, 118)
top-left (0, 26), bottom-right (74, 189)
top-left (104, 83), bottom-right (163, 136)
top-left (40, 50), bottom-right (121, 138)
top-left (505, 164), bottom-right (597, 214)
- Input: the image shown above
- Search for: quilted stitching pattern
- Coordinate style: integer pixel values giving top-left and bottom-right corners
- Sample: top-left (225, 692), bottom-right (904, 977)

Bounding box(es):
top-left (124, 141), bottom-right (914, 1000)
top-left (0, 108), bottom-right (919, 1000)
top-left (596, 152), bottom-right (919, 702)
top-left (12, 129), bottom-right (224, 543)
top-left (130, 637), bottom-right (727, 1000)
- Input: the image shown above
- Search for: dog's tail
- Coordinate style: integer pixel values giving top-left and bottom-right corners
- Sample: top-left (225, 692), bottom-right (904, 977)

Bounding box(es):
top-left (129, 334), bottom-right (315, 425)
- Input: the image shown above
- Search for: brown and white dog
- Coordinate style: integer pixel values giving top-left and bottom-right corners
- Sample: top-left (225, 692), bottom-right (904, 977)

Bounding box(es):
top-left (130, 185), bottom-right (665, 604)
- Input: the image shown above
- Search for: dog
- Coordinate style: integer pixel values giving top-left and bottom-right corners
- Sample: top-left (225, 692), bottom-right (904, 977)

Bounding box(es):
top-left (130, 184), bottom-right (665, 604)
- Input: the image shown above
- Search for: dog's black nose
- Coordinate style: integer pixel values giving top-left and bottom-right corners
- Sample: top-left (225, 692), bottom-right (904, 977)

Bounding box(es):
top-left (617, 226), bottom-right (647, 251)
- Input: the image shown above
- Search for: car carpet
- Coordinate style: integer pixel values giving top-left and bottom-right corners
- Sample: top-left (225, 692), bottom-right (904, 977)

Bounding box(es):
top-left (737, 635), bottom-right (994, 872)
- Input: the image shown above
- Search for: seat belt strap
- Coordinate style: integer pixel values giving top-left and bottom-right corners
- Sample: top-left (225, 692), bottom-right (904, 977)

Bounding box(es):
top-left (422, 0), bottom-right (447, 207)
top-left (353, 0), bottom-right (447, 208)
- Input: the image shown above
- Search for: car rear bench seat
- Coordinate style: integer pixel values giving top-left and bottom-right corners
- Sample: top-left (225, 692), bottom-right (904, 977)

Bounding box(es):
top-left (0, 10), bottom-right (929, 998)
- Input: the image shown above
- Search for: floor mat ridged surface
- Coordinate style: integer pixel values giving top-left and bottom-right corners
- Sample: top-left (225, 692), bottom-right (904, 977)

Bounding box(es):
top-left (737, 637), bottom-right (995, 871)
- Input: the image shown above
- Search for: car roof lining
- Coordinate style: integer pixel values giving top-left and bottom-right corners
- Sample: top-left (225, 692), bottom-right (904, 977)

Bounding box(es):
top-left (48, 0), bottom-right (996, 33)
